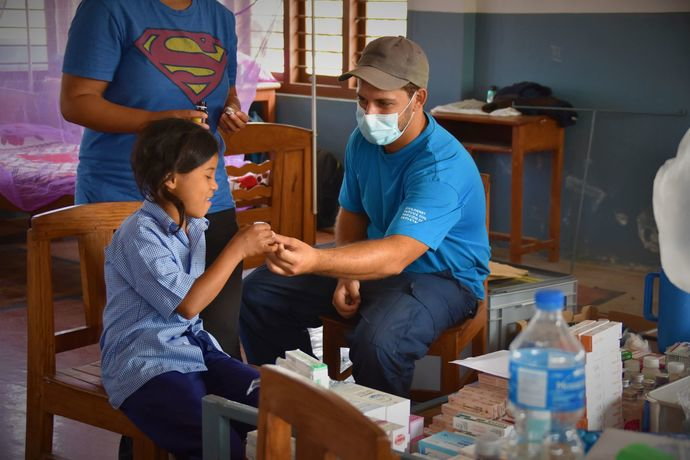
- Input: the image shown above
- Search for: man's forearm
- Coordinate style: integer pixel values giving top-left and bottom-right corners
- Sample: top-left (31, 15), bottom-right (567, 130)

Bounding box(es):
top-left (312, 238), bottom-right (412, 280)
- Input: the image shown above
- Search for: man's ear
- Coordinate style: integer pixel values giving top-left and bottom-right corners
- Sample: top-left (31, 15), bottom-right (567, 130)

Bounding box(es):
top-left (416, 88), bottom-right (428, 108)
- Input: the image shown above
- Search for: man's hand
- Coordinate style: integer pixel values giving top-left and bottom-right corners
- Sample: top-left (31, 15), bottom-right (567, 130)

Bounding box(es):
top-left (219, 105), bottom-right (249, 133)
top-left (332, 278), bottom-right (360, 319)
top-left (265, 234), bottom-right (319, 276)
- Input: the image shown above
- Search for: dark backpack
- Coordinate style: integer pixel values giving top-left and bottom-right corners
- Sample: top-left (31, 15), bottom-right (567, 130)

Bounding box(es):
top-left (317, 150), bottom-right (344, 229)
top-left (483, 81), bottom-right (578, 127)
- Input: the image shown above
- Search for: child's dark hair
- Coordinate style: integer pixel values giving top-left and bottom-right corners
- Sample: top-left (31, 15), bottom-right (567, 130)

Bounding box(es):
top-left (131, 118), bottom-right (218, 228)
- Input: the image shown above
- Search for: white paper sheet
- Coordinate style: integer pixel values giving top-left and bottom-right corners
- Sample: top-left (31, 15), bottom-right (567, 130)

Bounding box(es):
top-left (451, 350), bottom-right (510, 379)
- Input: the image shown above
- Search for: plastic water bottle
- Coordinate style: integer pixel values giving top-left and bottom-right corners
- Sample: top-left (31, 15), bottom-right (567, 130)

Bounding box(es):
top-left (508, 290), bottom-right (586, 460)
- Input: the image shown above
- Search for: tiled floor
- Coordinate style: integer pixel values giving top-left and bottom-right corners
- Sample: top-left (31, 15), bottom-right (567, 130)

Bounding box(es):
top-left (1, 218), bottom-right (651, 459)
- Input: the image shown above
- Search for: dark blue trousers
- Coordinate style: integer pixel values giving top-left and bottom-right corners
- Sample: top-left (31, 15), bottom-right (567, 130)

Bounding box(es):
top-left (119, 331), bottom-right (259, 459)
top-left (202, 208), bottom-right (243, 358)
top-left (239, 266), bottom-right (477, 397)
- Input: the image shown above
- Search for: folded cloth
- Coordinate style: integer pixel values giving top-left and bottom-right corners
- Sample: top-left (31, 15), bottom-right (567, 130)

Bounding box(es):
top-left (431, 99), bottom-right (521, 117)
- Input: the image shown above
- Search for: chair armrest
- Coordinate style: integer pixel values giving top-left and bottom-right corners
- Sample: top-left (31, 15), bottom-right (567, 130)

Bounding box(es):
top-left (202, 394), bottom-right (258, 460)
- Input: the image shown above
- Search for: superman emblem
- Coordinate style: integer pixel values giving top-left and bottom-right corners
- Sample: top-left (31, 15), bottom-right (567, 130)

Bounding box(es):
top-left (135, 28), bottom-right (227, 103)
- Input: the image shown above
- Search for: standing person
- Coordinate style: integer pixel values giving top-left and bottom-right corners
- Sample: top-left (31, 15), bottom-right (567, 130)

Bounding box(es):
top-left (239, 36), bottom-right (491, 397)
top-left (101, 119), bottom-right (276, 458)
top-left (60, 0), bottom-right (248, 356)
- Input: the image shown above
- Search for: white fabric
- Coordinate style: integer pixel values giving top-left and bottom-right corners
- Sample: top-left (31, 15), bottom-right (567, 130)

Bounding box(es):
top-left (653, 127), bottom-right (690, 293)
top-left (431, 99), bottom-right (522, 117)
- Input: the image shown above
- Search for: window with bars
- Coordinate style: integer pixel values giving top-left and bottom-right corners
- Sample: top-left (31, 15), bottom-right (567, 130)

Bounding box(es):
top-left (0, 0), bottom-right (49, 72)
top-left (248, 0), bottom-right (407, 98)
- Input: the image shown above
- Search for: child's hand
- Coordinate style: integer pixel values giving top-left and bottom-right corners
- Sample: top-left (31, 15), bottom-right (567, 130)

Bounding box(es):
top-left (232, 222), bottom-right (276, 259)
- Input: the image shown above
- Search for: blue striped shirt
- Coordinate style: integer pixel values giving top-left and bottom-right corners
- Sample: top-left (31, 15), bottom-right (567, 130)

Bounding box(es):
top-left (100, 200), bottom-right (223, 408)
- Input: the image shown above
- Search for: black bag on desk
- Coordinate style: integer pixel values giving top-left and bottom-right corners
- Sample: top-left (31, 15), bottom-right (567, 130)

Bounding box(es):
top-left (483, 81), bottom-right (578, 127)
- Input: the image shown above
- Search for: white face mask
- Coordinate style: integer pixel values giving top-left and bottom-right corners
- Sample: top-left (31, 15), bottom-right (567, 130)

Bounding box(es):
top-left (356, 91), bottom-right (417, 146)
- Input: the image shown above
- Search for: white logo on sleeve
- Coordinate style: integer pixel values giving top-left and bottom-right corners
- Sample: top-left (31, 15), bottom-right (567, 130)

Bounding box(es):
top-left (400, 207), bottom-right (427, 224)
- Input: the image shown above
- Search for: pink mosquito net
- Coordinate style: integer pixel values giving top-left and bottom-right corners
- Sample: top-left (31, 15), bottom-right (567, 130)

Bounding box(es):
top-left (0, 0), bottom-right (280, 212)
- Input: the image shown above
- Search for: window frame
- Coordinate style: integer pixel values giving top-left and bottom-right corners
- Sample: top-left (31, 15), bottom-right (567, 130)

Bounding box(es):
top-left (278, 0), bottom-right (367, 99)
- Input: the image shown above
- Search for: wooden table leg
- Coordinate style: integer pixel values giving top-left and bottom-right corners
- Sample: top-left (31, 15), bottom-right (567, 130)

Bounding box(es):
top-left (549, 129), bottom-right (565, 261)
top-left (510, 128), bottom-right (524, 264)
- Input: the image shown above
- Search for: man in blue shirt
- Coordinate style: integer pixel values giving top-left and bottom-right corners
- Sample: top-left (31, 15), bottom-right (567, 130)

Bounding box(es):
top-left (240, 36), bottom-right (490, 397)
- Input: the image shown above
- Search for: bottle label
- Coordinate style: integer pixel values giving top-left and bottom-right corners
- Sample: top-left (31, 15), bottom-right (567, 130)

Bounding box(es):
top-left (509, 361), bottom-right (585, 412)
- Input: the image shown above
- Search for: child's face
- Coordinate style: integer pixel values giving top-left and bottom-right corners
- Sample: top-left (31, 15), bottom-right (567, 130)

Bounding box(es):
top-left (165, 155), bottom-right (218, 219)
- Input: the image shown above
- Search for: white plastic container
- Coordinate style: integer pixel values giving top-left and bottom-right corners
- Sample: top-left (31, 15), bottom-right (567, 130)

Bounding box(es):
top-left (646, 374), bottom-right (690, 432)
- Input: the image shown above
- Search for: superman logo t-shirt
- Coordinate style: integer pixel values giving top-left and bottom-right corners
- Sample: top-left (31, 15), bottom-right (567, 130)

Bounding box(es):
top-left (63, 0), bottom-right (237, 212)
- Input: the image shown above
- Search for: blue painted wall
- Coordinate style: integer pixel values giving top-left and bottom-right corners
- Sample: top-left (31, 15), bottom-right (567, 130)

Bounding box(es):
top-left (468, 12), bottom-right (690, 266)
top-left (274, 95), bottom-right (356, 159)
top-left (277, 10), bottom-right (690, 267)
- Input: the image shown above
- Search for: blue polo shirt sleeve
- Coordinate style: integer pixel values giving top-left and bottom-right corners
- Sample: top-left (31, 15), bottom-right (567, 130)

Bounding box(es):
top-left (386, 178), bottom-right (463, 250)
top-left (338, 134), bottom-right (365, 214)
top-left (124, 227), bottom-right (197, 319)
top-left (62, 0), bottom-right (122, 82)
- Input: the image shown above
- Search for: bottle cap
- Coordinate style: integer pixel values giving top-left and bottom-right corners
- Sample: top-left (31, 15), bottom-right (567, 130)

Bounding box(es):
top-left (668, 361), bottom-right (685, 373)
top-left (643, 356), bottom-right (660, 369)
top-left (534, 290), bottom-right (565, 311)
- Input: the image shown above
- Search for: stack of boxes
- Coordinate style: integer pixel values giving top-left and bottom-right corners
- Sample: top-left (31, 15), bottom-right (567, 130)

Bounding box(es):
top-left (570, 320), bottom-right (624, 430)
top-left (330, 381), bottom-right (411, 452)
top-left (276, 349), bottom-right (330, 388)
top-left (418, 373), bottom-right (514, 458)
top-left (274, 350), bottom-right (412, 452)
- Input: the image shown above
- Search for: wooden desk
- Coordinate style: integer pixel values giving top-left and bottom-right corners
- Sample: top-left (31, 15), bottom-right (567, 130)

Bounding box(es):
top-left (253, 82), bottom-right (280, 123)
top-left (433, 112), bottom-right (564, 263)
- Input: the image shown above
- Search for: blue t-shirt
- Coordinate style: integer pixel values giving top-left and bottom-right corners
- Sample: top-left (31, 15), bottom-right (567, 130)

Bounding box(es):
top-left (63, 0), bottom-right (236, 212)
top-left (339, 113), bottom-right (490, 299)
top-left (101, 200), bottom-right (222, 408)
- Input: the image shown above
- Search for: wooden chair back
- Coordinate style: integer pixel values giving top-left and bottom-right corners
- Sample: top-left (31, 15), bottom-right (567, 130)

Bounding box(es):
top-left (321, 174), bottom-right (491, 401)
top-left (257, 365), bottom-right (399, 460)
top-left (25, 202), bottom-right (166, 459)
top-left (222, 123), bottom-right (316, 268)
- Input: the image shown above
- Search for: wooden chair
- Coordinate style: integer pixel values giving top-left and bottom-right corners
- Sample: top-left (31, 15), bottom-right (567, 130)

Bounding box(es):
top-left (25, 202), bottom-right (167, 460)
top-left (257, 364), bottom-right (399, 460)
top-left (222, 122), bottom-right (316, 268)
top-left (321, 174), bottom-right (491, 401)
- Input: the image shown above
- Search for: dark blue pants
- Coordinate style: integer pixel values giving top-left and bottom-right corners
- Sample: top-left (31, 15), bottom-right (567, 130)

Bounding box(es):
top-left (119, 331), bottom-right (259, 459)
top-left (239, 266), bottom-right (477, 397)
top-left (202, 208), bottom-right (243, 358)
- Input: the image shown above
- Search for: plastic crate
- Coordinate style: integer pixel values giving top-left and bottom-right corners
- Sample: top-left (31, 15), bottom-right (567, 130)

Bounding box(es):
top-left (487, 265), bottom-right (577, 351)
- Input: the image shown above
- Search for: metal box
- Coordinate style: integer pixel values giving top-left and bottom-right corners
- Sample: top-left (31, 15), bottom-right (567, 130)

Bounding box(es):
top-left (487, 265), bottom-right (577, 351)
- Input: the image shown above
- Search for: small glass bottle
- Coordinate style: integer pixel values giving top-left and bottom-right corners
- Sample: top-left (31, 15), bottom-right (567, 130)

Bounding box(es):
top-left (642, 356), bottom-right (660, 380)
top-left (624, 359), bottom-right (640, 380)
top-left (476, 432), bottom-right (503, 460)
top-left (642, 378), bottom-right (657, 395)
top-left (631, 374), bottom-right (645, 398)
top-left (486, 85), bottom-right (498, 103)
top-left (668, 361), bottom-right (686, 382)
top-left (192, 100), bottom-right (208, 124)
